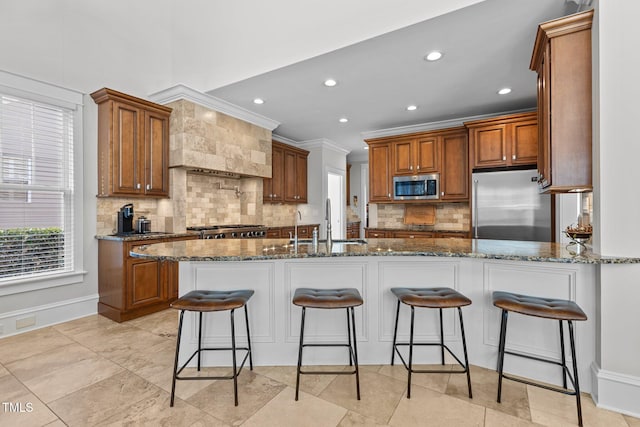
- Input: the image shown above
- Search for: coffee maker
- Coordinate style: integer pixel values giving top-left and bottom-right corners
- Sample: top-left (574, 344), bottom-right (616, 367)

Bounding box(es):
top-left (117, 203), bottom-right (134, 234)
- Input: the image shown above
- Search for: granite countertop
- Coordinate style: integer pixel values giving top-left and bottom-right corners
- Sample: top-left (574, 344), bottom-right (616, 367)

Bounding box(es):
top-left (96, 232), bottom-right (198, 241)
top-left (129, 237), bottom-right (640, 264)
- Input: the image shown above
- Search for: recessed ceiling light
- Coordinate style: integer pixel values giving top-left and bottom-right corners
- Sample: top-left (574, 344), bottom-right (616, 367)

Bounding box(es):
top-left (406, 105), bottom-right (418, 111)
top-left (253, 98), bottom-right (265, 104)
top-left (424, 51), bottom-right (443, 61)
top-left (498, 88), bottom-right (512, 95)
top-left (324, 79), bottom-right (337, 87)
top-left (339, 117), bottom-right (348, 123)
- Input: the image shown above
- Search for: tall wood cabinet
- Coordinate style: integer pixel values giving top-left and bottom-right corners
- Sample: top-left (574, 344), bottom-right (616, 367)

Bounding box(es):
top-left (98, 235), bottom-right (197, 322)
top-left (440, 129), bottom-right (469, 201)
top-left (264, 140), bottom-right (309, 203)
top-left (466, 112), bottom-right (538, 170)
top-left (530, 10), bottom-right (593, 192)
top-left (91, 88), bottom-right (171, 198)
top-left (368, 142), bottom-right (393, 202)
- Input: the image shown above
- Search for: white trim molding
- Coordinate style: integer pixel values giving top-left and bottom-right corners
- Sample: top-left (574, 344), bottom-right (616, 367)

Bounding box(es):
top-left (299, 138), bottom-right (351, 155)
top-left (0, 293), bottom-right (98, 338)
top-left (148, 84), bottom-right (280, 131)
top-left (361, 108), bottom-right (535, 140)
top-left (591, 362), bottom-right (640, 418)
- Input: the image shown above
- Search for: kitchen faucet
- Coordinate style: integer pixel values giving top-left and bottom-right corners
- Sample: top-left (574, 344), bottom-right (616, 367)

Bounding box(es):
top-left (293, 210), bottom-right (302, 248)
top-left (325, 198), bottom-right (332, 247)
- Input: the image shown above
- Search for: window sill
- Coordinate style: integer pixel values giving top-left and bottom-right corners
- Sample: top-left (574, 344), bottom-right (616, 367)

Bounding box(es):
top-left (0, 270), bottom-right (88, 296)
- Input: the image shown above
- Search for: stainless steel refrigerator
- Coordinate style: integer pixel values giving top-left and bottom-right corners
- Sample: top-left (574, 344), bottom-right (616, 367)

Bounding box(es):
top-left (472, 169), bottom-right (551, 242)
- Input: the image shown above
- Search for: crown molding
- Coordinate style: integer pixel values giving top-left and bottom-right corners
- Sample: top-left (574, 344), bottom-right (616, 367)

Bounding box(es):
top-left (298, 138), bottom-right (351, 155)
top-left (148, 84), bottom-right (280, 131)
top-left (361, 108), bottom-right (535, 140)
top-left (272, 134), bottom-right (299, 146)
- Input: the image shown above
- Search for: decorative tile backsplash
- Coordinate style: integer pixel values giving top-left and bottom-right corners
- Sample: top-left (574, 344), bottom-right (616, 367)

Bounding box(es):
top-left (375, 203), bottom-right (470, 231)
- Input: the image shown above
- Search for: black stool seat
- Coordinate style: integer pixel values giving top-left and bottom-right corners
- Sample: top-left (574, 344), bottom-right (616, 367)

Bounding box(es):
top-left (391, 287), bottom-right (471, 308)
top-left (170, 289), bottom-right (254, 407)
top-left (293, 288), bottom-right (363, 309)
top-left (391, 286), bottom-right (472, 399)
top-left (293, 287), bottom-right (362, 401)
top-left (492, 291), bottom-right (587, 321)
top-left (493, 290), bottom-right (587, 426)
top-left (171, 289), bottom-right (254, 312)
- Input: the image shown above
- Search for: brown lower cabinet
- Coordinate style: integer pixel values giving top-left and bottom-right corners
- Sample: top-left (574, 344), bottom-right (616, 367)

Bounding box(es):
top-left (98, 235), bottom-right (197, 322)
top-left (347, 222), bottom-right (361, 239)
top-left (266, 224), bottom-right (319, 239)
top-left (366, 228), bottom-right (470, 239)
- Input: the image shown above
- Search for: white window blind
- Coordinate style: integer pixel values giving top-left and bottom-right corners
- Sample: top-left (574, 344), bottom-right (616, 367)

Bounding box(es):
top-left (0, 92), bottom-right (74, 281)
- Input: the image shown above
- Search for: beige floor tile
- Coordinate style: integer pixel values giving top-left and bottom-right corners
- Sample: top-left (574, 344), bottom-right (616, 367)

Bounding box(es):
top-left (625, 414), bottom-right (640, 427)
top-left (95, 389), bottom-right (229, 427)
top-left (0, 327), bottom-right (74, 364)
top-left (6, 342), bottom-right (101, 380)
top-left (0, 363), bottom-right (8, 377)
top-left (74, 324), bottom-right (171, 362)
top-left (243, 386), bottom-right (348, 427)
top-left (48, 370), bottom-right (162, 426)
top-left (378, 363), bottom-right (452, 394)
top-left (255, 365), bottom-right (338, 397)
top-left (388, 383), bottom-right (485, 427)
top-left (319, 368), bottom-right (406, 424)
top-left (187, 369), bottom-right (286, 425)
top-left (447, 364), bottom-right (531, 420)
top-left (485, 408), bottom-right (544, 426)
top-left (43, 420), bottom-right (67, 427)
top-left (528, 386), bottom-right (628, 427)
top-left (52, 314), bottom-right (124, 337)
top-left (338, 410), bottom-right (390, 426)
top-left (127, 308), bottom-right (179, 339)
top-left (0, 373), bottom-right (59, 426)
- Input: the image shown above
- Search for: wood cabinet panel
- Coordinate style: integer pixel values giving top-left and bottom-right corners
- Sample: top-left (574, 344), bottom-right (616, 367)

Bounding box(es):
top-left (393, 230), bottom-right (434, 239)
top-left (416, 137), bottom-right (439, 173)
top-left (441, 130), bottom-right (468, 201)
top-left (347, 222), bottom-right (361, 239)
top-left (128, 259), bottom-right (163, 309)
top-left (531, 10), bottom-right (593, 192)
top-left (365, 229), bottom-right (390, 238)
top-left (91, 88), bottom-right (171, 198)
top-left (466, 112), bottom-right (538, 170)
top-left (368, 143), bottom-right (392, 202)
top-left (264, 141), bottom-right (308, 203)
top-left (392, 137), bottom-right (439, 175)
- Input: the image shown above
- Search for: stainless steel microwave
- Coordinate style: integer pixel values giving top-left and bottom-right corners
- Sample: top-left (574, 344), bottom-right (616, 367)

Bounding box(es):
top-left (393, 173), bottom-right (440, 200)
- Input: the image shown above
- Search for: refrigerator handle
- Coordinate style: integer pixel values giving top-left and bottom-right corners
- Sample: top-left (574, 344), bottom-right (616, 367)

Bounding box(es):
top-left (473, 179), bottom-right (479, 239)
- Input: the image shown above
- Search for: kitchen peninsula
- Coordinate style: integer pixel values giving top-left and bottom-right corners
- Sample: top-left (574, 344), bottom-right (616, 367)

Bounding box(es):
top-left (131, 238), bottom-right (639, 394)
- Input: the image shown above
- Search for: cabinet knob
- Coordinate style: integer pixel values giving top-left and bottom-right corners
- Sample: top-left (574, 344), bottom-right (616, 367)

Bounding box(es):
top-left (416, 165), bottom-right (420, 170)
top-left (441, 191), bottom-right (444, 196)
top-left (502, 156), bottom-right (506, 161)
top-left (512, 155), bottom-right (516, 160)
top-left (388, 193), bottom-right (391, 198)
top-left (409, 165), bottom-right (413, 170)
top-left (146, 184), bottom-right (150, 190)
top-left (136, 183), bottom-right (141, 189)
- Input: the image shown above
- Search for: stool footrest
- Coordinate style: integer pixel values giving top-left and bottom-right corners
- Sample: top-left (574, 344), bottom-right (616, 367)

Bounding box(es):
top-left (299, 368), bottom-right (357, 376)
top-left (176, 347), bottom-right (251, 380)
top-left (501, 349), bottom-right (578, 392)
top-left (394, 342), bottom-right (468, 374)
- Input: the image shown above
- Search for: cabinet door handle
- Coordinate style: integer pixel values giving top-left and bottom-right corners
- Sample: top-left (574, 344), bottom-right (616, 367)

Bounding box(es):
top-left (512, 155), bottom-right (516, 160)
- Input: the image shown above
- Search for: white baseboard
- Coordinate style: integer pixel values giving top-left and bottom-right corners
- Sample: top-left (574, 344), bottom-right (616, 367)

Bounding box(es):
top-left (591, 362), bottom-right (640, 418)
top-left (0, 294), bottom-right (98, 338)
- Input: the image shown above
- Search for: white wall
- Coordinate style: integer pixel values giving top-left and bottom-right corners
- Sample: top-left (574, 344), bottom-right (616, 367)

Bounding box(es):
top-left (591, 0), bottom-right (640, 416)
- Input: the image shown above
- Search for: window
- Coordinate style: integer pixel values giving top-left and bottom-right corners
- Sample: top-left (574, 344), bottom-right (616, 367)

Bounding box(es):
top-left (0, 71), bottom-right (84, 293)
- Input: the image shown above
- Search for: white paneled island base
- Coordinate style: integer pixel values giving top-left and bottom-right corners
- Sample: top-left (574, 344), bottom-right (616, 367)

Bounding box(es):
top-left (177, 256), bottom-right (596, 392)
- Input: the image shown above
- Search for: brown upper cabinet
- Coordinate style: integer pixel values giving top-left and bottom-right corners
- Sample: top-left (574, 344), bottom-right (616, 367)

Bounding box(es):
top-left (530, 10), bottom-right (593, 193)
top-left (392, 136), bottom-right (439, 175)
top-left (466, 112), bottom-right (538, 170)
top-left (91, 88), bottom-right (171, 198)
top-left (367, 142), bottom-right (393, 202)
top-left (264, 140), bottom-right (309, 204)
top-left (365, 126), bottom-right (468, 203)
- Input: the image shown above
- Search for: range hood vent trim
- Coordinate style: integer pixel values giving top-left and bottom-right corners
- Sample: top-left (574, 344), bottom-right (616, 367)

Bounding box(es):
top-left (182, 167), bottom-right (243, 179)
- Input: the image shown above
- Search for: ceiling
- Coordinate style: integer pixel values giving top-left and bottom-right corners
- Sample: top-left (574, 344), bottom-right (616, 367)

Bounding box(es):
top-left (208, 0), bottom-right (581, 160)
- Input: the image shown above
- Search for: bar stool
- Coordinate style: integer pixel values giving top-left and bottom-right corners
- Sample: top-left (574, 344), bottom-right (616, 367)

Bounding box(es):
top-left (292, 287), bottom-right (363, 401)
top-left (391, 287), bottom-right (472, 399)
top-left (493, 291), bottom-right (587, 427)
top-left (170, 289), bottom-right (254, 407)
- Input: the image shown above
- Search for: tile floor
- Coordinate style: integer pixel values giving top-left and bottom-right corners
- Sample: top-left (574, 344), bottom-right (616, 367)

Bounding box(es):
top-left (0, 309), bottom-right (638, 426)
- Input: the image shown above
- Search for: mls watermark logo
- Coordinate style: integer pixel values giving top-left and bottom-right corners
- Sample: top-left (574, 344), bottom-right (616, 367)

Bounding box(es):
top-left (2, 402), bottom-right (34, 413)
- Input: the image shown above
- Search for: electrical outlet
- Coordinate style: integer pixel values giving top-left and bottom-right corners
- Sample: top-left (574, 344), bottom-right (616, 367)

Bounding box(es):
top-left (16, 316), bottom-right (36, 329)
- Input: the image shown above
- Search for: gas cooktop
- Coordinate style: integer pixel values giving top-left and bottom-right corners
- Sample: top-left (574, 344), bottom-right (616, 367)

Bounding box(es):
top-left (187, 224), bottom-right (267, 239)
